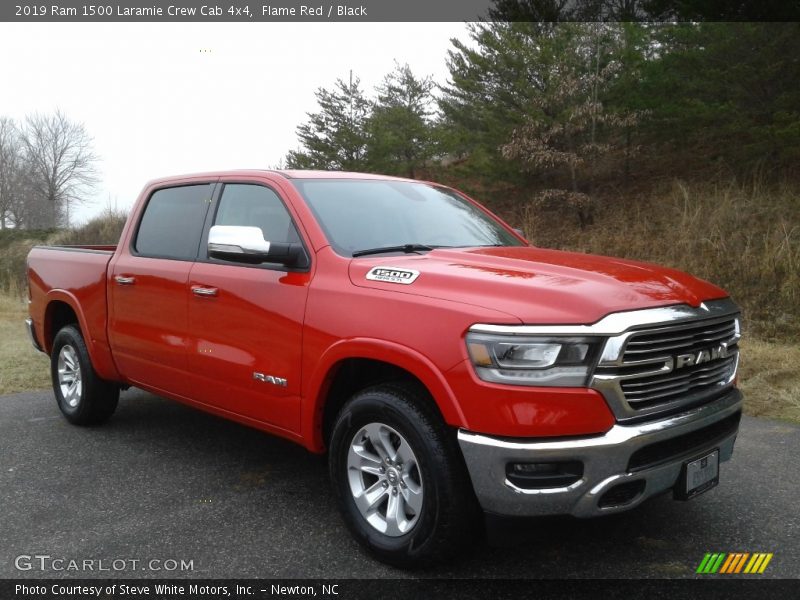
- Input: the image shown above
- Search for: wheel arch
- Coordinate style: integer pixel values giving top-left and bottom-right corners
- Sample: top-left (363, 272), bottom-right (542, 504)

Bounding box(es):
top-left (302, 338), bottom-right (468, 453)
top-left (42, 290), bottom-right (120, 381)
top-left (44, 298), bottom-right (80, 351)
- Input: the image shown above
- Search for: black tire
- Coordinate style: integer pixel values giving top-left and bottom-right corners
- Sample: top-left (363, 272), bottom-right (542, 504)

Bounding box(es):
top-left (51, 325), bottom-right (119, 426)
top-left (328, 382), bottom-right (480, 567)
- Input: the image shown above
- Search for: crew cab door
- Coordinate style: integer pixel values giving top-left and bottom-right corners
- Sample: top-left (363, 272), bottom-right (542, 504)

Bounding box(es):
top-left (186, 181), bottom-right (311, 433)
top-left (108, 182), bottom-right (214, 397)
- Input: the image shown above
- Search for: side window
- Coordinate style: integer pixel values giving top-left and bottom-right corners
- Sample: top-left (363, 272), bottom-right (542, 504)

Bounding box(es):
top-left (214, 184), bottom-right (300, 244)
top-left (135, 184), bottom-right (212, 260)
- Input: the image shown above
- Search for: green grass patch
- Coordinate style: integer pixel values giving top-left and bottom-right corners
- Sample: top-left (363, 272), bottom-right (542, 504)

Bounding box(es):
top-left (0, 294), bottom-right (49, 394)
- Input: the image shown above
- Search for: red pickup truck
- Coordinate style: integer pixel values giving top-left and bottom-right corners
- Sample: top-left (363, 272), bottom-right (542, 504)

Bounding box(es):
top-left (26, 170), bottom-right (743, 566)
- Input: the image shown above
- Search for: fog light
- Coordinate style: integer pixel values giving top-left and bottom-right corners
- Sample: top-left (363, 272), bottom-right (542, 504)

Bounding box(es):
top-left (512, 463), bottom-right (559, 474)
top-left (598, 480), bottom-right (645, 508)
top-left (506, 461), bottom-right (583, 489)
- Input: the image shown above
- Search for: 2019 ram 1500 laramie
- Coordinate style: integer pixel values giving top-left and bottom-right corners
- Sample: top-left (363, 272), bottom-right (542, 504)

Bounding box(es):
top-left (26, 170), bottom-right (743, 566)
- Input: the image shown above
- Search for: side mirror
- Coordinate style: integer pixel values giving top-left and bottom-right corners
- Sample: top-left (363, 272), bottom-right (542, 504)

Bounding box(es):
top-left (208, 225), bottom-right (308, 268)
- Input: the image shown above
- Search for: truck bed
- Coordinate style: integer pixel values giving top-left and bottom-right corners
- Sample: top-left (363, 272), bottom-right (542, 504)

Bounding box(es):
top-left (26, 245), bottom-right (116, 374)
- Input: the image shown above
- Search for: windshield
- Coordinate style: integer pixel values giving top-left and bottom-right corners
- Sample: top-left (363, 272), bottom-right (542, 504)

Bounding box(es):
top-left (292, 179), bottom-right (522, 257)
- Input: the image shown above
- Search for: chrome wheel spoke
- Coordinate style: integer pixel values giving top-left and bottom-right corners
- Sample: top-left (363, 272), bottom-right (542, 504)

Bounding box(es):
top-left (384, 490), bottom-right (405, 536)
top-left (395, 438), bottom-right (415, 466)
top-left (348, 441), bottom-right (384, 476)
top-left (376, 428), bottom-right (398, 462)
top-left (353, 479), bottom-right (388, 515)
top-left (357, 461), bottom-right (384, 477)
top-left (360, 423), bottom-right (390, 462)
top-left (400, 479), bottom-right (423, 514)
top-left (58, 368), bottom-right (74, 385)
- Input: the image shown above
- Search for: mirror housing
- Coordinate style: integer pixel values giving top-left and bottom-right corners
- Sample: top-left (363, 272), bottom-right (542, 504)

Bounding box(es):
top-left (208, 225), bottom-right (308, 268)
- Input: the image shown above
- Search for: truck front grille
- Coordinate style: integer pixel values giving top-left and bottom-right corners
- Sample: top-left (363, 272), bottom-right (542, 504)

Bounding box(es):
top-left (621, 355), bottom-right (736, 408)
top-left (622, 318), bottom-right (738, 363)
top-left (592, 314), bottom-right (740, 421)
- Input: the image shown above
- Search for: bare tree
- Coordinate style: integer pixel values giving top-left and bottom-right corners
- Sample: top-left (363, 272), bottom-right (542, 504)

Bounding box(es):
top-left (0, 117), bottom-right (25, 229)
top-left (0, 118), bottom-right (15, 228)
top-left (21, 110), bottom-right (99, 228)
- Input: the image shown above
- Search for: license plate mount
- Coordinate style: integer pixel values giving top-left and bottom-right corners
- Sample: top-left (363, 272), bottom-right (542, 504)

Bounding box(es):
top-left (674, 449), bottom-right (719, 501)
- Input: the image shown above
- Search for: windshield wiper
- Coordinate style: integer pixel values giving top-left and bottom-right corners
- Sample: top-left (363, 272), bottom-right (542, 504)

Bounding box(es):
top-left (352, 244), bottom-right (438, 258)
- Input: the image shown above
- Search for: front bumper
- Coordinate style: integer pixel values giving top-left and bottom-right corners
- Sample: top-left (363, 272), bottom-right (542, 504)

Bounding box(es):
top-left (458, 388), bottom-right (742, 518)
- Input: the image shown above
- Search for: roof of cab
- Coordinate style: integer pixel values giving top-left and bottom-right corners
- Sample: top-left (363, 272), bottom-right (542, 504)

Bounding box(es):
top-left (277, 170), bottom-right (410, 181)
top-left (145, 169), bottom-right (414, 188)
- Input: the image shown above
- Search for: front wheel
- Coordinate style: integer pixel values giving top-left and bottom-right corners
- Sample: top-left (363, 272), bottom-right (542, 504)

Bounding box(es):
top-left (328, 383), bottom-right (479, 567)
top-left (51, 325), bottom-right (119, 426)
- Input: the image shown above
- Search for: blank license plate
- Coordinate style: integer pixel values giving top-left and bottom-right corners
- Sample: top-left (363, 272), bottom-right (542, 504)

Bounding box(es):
top-left (676, 449), bottom-right (719, 500)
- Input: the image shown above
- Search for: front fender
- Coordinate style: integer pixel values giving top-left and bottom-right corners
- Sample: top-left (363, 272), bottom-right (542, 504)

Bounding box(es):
top-left (301, 338), bottom-right (468, 452)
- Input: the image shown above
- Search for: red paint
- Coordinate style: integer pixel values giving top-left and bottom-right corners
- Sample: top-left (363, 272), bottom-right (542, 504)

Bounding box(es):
top-left (27, 170), bottom-right (732, 452)
top-left (444, 360), bottom-right (616, 437)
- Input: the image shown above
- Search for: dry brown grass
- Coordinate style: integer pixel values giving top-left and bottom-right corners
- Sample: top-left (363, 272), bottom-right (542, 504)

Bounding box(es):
top-left (738, 339), bottom-right (800, 424)
top-left (522, 179), bottom-right (800, 342)
top-left (0, 294), bottom-right (49, 394)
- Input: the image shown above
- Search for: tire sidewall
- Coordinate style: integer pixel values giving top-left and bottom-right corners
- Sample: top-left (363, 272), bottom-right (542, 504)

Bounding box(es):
top-left (329, 390), bottom-right (448, 562)
top-left (51, 326), bottom-right (90, 422)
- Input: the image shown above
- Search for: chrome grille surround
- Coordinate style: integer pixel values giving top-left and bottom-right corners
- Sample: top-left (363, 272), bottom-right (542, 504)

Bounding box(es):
top-left (468, 297), bottom-right (741, 423)
top-left (591, 300), bottom-right (740, 421)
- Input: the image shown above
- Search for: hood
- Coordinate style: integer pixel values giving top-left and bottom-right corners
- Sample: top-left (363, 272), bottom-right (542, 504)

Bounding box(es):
top-left (348, 246), bottom-right (728, 325)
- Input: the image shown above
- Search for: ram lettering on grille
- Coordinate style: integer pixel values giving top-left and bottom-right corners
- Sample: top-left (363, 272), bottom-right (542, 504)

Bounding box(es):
top-left (674, 343), bottom-right (730, 369)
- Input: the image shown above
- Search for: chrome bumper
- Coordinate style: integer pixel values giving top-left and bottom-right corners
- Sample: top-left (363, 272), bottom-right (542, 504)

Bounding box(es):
top-left (458, 389), bottom-right (742, 518)
top-left (25, 318), bottom-right (44, 353)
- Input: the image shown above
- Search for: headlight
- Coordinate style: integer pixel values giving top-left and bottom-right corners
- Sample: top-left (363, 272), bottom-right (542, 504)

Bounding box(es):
top-left (466, 332), bottom-right (601, 387)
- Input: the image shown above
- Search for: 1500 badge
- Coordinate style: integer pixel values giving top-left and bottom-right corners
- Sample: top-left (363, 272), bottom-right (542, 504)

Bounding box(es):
top-left (366, 266), bottom-right (420, 285)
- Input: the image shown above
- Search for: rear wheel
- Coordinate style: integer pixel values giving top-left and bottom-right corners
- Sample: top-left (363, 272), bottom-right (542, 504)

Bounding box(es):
top-left (51, 325), bottom-right (119, 426)
top-left (328, 382), bottom-right (479, 567)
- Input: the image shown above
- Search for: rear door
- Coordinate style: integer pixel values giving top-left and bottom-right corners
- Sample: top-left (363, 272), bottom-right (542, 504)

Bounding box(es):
top-left (108, 182), bottom-right (214, 397)
top-left (186, 180), bottom-right (311, 433)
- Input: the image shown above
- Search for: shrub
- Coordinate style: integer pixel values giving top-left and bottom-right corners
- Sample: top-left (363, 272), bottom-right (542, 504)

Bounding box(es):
top-left (0, 209), bottom-right (128, 296)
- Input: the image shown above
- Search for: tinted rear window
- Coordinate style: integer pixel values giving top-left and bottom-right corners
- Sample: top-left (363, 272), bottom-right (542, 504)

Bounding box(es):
top-left (135, 184), bottom-right (212, 260)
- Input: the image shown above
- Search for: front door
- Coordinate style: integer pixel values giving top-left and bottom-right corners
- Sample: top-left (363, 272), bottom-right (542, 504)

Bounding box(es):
top-left (186, 182), bottom-right (311, 433)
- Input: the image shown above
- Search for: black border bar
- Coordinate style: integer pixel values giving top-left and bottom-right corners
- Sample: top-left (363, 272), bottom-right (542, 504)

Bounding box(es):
top-left (3, 1), bottom-right (800, 23)
top-left (3, 579), bottom-right (800, 600)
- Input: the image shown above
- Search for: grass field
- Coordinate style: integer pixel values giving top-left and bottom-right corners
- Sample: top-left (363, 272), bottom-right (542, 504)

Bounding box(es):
top-left (737, 339), bottom-right (800, 423)
top-left (0, 294), bottom-right (49, 394)
top-left (520, 180), bottom-right (800, 343)
top-left (1, 294), bottom-right (797, 424)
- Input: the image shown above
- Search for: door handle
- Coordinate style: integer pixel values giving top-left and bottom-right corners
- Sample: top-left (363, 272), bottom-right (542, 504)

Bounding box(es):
top-left (191, 285), bottom-right (218, 297)
top-left (114, 275), bottom-right (135, 285)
